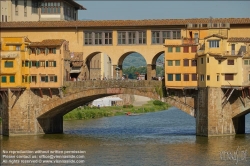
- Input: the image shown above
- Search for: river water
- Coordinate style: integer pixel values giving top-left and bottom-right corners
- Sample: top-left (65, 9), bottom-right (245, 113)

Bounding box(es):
top-left (1, 107), bottom-right (250, 166)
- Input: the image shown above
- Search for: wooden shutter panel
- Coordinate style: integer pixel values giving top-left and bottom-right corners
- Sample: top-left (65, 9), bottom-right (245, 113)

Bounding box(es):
top-left (53, 48), bottom-right (56, 54)
top-left (29, 76), bottom-right (31, 83)
top-left (54, 76), bottom-right (57, 82)
top-left (45, 48), bottom-right (48, 55)
top-left (46, 61), bottom-right (48, 67)
top-left (45, 76), bottom-right (48, 82)
top-left (29, 61), bottom-right (31, 68)
top-left (53, 61), bottom-right (56, 67)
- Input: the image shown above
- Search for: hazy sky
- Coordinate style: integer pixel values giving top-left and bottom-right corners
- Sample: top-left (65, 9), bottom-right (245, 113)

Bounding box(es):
top-left (76, 1), bottom-right (250, 20)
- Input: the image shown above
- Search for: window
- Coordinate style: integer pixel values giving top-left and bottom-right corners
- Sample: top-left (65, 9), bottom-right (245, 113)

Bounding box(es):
top-left (209, 40), bottom-right (220, 48)
top-left (5, 61), bottom-right (13, 68)
top-left (84, 32), bottom-right (92, 45)
top-left (183, 59), bottom-right (189, 66)
top-left (32, 0), bottom-right (38, 13)
top-left (31, 61), bottom-right (37, 67)
top-left (10, 76), bottom-right (15, 83)
top-left (168, 47), bottom-right (173, 52)
top-left (207, 58), bottom-right (209, 63)
top-left (218, 60), bottom-right (221, 64)
top-left (172, 31), bottom-right (181, 39)
top-left (191, 46), bottom-right (197, 53)
top-left (167, 60), bottom-right (173, 66)
top-left (175, 60), bottom-right (180, 66)
top-left (49, 48), bottom-right (56, 54)
top-left (175, 74), bottom-right (181, 81)
top-left (207, 75), bottom-right (210, 81)
top-left (184, 74), bottom-right (189, 81)
top-left (104, 32), bottom-right (112, 44)
top-left (192, 74), bottom-right (197, 81)
top-left (31, 76), bottom-right (37, 82)
top-left (244, 60), bottom-right (249, 65)
top-left (191, 60), bottom-right (197, 66)
top-left (40, 61), bottom-right (45, 67)
top-left (200, 74), bottom-right (204, 81)
top-left (41, 76), bottom-right (48, 82)
top-left (225, 74), bottom-right (234, 80)
top-left (152, 31), bottom-right (160, 44)
top-left (95, 32), bottom-right (102, 45)
top-left (24, 0), bottom-right (27, 17)
top-left (46, 61), bottom-right (55, 67)
top-left (167, 74), bottom-right (173, 81)
top-left (15, 0), bottom-right (18, 15)
top-left (217, 75), bottom-right (220, 81)
top-left (49, 76), bottom-right (54, 82)
top-left (176, 47), bottom-right (180, 52)
top-left (183, 46), bottom-right (189, 53)
top-left (227, 60), bottom-right (234, 65)
top-left (249, 74), bottom-right (250, 81)
top-left (138, 31), bottom-right (146, 44)
top-left (25, 61), bottom-right (29, 67)
top-left (201, 58), bottom-right (203, 64)
top-left (1, 76), bottom-right (7, 83)
top-left (118, 32), bottom-right (126, 44)
top-left (128, 32), bottom-right (136, 44)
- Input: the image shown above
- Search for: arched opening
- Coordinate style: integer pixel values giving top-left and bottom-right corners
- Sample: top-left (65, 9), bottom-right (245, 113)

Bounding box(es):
top-left (233, 109), bottom-right (250, 134)
top-left (151, 51), bottom-right (165, 80)
top-left (85, 52), bottom-right (112, 80)
top-left (120, 52), bottom-right (147, 80)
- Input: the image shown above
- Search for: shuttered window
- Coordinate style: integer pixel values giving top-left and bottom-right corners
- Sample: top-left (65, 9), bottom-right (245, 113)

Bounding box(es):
top-left (192, 74), bottom-right (197, 81)
top-left (10, 76), bottom-right (15, 83)
top-left (168, 74), bottom-right (173, 81)
top-left (183, 59), bottom-right (189, 66)
top-left (225, 74), bottom-right (234, 80)
top-left (227, 60), bottom-right (234, 65)
top-left (184, 74), bottom-right (189, 81)
top-left (183, 46), bottom-right (189, 53)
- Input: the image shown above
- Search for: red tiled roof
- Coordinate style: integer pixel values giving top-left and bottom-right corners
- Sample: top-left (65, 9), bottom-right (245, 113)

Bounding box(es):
top-left (24, 37), bottom-right (31, 43)
top-left (1, 18), bottom-right (250, 29)
top-left (29, 39), bottom-right (66, 47)
top-left (204, 34), bottom-right (228, 39)
top-left (227, 37), bottom-right (250, 42)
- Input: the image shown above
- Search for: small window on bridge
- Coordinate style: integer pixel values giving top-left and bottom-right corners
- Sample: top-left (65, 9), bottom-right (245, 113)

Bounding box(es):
top-left (168, 74), bottom-right (173, 81)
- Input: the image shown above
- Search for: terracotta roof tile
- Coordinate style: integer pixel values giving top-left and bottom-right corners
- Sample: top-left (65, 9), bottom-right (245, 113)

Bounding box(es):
top-left (1, 18), bottom-right (250, 29)
top-left (228, 37), bottom-right (250, 42)
top-left (204, 34), bottom-right (228, 39)
top-left (30, 39), bottom-right (66, 47)
top-left (24, 37), bottom-right (31, 43)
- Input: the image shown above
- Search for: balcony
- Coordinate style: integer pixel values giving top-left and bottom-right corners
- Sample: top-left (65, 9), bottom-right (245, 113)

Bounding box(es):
top-left (0, 51), bottom-right (19, 59)
top-left (223, 51), bottom-right (246, 56)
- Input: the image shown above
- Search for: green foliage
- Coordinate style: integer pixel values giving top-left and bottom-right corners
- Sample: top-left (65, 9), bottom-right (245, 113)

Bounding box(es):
top-left (153, 100), bottom-right (164, 106)
top-left (155, 86), bottom-right (163, 98)
top-left (123, 104), bottom-right (133, 108)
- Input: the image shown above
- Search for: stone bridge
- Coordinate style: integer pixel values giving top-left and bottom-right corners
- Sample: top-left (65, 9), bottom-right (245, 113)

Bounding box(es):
top-left (1, 80), bottom-right (193, 135)
top-left (1, 81), bottom-right (249, 137)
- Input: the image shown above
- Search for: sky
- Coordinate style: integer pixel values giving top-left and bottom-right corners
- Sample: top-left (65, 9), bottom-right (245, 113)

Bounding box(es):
top-left (76, 1), bottom-right (250, 20)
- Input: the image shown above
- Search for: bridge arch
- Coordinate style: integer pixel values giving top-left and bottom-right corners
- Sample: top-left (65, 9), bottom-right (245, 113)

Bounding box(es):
top-left (85, 51), bottom-right (113, 80)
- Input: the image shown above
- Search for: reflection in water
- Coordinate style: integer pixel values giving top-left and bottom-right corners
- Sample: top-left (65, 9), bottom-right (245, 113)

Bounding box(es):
top-left (1, 108), bottom-right (250, 166)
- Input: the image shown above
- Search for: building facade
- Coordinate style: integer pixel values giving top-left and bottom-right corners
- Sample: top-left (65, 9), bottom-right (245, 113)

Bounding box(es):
top-left (0, 0), bottom-right (86, 22)
top-left (0, 37), bottom-right (30, 89)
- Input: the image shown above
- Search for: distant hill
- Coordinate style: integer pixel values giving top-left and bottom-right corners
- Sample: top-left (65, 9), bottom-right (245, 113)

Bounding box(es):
top-left (122, 53), bottom-right (164, 68)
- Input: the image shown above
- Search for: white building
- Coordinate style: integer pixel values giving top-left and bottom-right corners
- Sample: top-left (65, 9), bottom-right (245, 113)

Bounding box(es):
top-left (92, 97), bottom-right (123, 107)
top-left (0, 0), bottom-right (86, 22)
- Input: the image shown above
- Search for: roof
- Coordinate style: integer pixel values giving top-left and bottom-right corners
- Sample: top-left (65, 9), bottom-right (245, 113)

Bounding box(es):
top-left (29, 39), bottom-right (66, 47)
top-left (67, 0), bottom-right (86, 10)
top-left (227, 37), bottom-right (250, 43)
top-left (1, 18), bottom-right (250, 29)
top-left (204, 34), bottom-right (228, 39)
top-left (24, 37), bottom-right (31, 43)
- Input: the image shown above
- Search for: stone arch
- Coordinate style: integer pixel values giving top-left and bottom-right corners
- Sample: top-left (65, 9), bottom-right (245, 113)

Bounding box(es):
top-left (151, 51), bottom-right (165, 65)
top-left (232, 108), bottom-right (250, 134)
top-left (85, 51), bottom-right (112, 80)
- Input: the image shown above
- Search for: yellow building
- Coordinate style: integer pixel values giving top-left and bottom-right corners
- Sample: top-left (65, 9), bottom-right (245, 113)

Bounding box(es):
top-left (196, 28), bottom-right (250, 88)
top-left (28, 39), bottom-right (71, 89)
top-left (0, 37), bottom-right (30, 89)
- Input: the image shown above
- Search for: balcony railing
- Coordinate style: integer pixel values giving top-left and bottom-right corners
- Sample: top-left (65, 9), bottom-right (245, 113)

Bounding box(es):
top-left (0, 51), bottom-right (20, 58)
top-left (182, 38), bottom-right (198, 45)
top-left (223, 51), bottom-right (246, 56)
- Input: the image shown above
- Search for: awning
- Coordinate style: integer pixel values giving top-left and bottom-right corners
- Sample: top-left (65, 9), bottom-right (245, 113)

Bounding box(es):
top-left (70, 70), bottom-right (81, 73)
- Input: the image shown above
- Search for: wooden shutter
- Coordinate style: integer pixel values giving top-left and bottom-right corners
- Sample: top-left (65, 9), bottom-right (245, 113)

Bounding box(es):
top-left (46, 61), bottom-right (48, 67)
top-left (53, 61), bottom-right (56, 67)
top-left (54, 76), bottom-right (57, 82)
top-left (45, 76), bottom-right (48, 82)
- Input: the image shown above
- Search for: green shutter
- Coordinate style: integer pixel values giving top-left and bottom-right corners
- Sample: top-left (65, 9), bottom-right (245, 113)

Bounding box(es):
top-left (29, 76), bottom-right (31, 83)
top-left (53, 48), bottom-right (56, 54)
top-left (45, 48), bottom-right (48, 55)
top-left (1, 76), bottom-right (7, 83)
top-left (10, 76), bottom-right (15, 83)
top-left (46, 61), bottom-right (48, 67)
top-left (37, 49), bottom-right (40, 55)
top-left (53, 61), bottom-right (56, 67)
top-left (36, 61), bottom-right (38, 67)
top-left (29, 61), bottom-right (32, 68)
top-left (54, 76), bottom-right (57, 82)
top-left (45, 76), bottom-right (48, 82)
top-left (22, 61), bottom-right (25, 67)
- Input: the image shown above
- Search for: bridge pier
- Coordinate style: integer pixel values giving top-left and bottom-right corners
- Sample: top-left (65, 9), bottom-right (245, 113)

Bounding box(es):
top-left (37, 116), bottom-right (63, 134)
top-left (147, 64), bottom-right (156, 80)
top-left (196, 87), bottom-right (245, 136)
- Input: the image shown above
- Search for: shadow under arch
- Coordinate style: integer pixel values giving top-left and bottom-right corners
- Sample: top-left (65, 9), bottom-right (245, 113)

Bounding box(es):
top-left (85, 51), bottom-right (112, 80)
top-left (232, 108), bottom-right (250, 134)
top-left (151, 51), bottom-right (165, 65)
